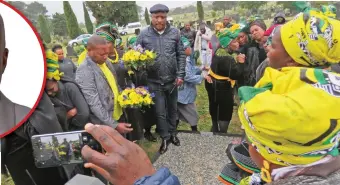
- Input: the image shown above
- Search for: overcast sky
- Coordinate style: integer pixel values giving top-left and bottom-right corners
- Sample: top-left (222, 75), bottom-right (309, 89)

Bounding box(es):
top-left (37, 1), bottom-right (195, 23)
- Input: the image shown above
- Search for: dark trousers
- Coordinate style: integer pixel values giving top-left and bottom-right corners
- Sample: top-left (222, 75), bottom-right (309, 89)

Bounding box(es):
top-left (148, 81), bottom-right (178, 140)
top-left (142, 105), bottom-right (156, 131)
top-left (205, 79), bottom-right (234, 122)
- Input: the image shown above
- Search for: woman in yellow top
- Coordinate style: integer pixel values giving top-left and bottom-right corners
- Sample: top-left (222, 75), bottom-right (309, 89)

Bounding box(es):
top-left (223, 9), bottom-right (340, 185)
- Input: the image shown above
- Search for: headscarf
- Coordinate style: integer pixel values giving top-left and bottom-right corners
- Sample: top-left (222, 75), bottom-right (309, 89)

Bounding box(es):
top-left (180, 36), bottom-right (190, 49)
top-left (46, 50), bottom-right (63, 81)
top-left (95, 22), bottom-right (118, 35)
top-left (238, 66), bottom-right (340, 167)
top-left (96, 22), bottom-right (122, 47)
top-left (127, 36), bottom-right (137, 48)
top-left (95, 31), bottom-right (115, 43)
top-left (293, 1), bottom-right (312, 13)
top-left (280, 10), bottom-right (340, 66)
top-left (217, 24), bottom-right (241, 48)
top-left (321, 5), bottom-right (337, 19)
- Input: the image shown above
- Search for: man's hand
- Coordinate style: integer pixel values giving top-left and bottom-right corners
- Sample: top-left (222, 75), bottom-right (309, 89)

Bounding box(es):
top-left (115, 123), bottom-right (133, 134)
top-left (176, 78), bottom-right (184, 86)
top-left (81, 123), bottom-right (155, 185)
top-left (205, 75), bottom-right (213, 84)
top-left (67, 108), bottom-right (77, 119)
top-left (236, 54), bottom-right (246, 64)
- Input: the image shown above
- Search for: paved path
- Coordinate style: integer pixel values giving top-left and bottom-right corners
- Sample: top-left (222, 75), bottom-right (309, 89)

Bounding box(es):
top-left (153, 132), bottom-right (239, 185)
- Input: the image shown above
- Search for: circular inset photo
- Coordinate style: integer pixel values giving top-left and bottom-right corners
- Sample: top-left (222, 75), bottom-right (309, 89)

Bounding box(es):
top-left (0, 2), bottom-right (45, 137)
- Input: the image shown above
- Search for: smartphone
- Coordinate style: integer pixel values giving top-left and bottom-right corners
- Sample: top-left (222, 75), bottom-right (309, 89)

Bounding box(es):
top-left (31, 130), bottom-right (102, 168)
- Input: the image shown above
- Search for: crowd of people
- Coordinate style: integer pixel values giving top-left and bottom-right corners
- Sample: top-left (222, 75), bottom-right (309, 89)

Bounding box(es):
top-left (2, 1), bottom-right (340, 185)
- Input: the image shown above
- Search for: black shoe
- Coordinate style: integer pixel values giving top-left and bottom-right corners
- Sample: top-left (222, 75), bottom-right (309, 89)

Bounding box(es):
top-left (170, 135), bottom-right (180, 146)
top-left (144, 132), bottom-right (157, 142)
top-left (159, 139), bottom-right (170, 154)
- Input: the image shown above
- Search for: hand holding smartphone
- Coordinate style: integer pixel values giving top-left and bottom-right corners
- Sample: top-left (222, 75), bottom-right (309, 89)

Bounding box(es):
top-left (31, 130), bottom-right (102, 168)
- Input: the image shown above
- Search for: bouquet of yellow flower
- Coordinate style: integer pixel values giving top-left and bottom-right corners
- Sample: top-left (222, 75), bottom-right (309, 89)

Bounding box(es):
top-left (118, 86), bottom-right (154, 109)
top-left (122, 44), bottom-right (156, 75)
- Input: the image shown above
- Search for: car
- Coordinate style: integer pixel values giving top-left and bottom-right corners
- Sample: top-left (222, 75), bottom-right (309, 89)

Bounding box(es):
top-left (68, 34), bottom-right (92, 47)
top-left (118, 27), bottom-right (128, 35)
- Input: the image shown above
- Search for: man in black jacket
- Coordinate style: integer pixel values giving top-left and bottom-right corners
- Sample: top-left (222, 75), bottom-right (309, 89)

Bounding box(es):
top-left (136, 4), bottom-right (186, 154)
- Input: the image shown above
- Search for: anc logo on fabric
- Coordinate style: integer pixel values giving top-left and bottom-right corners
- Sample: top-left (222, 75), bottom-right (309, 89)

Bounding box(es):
top-left (309, 16), bottom-right (320, 40)
top-left (296, 32), bottom-right (324, 66)
top-left (301, 130), bottom-right (340, 157)
top-left (243, 108), bottom-right (256, 131)
top-left (323, 24), bottom-right (334, 48)
top-left (313, 71), bottom-right (340, 97)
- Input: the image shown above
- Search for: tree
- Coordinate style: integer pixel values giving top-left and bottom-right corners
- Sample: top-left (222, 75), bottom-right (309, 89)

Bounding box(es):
top-left (38, 14), bottom-right (51, 43)
top-left (8, 1), bottom-right (48, 27)
top-left (239, 1), bottom-right (267, 14)
top-left (83, 2), bottom-right (93, 34)
top-left (51, 13), bottom-right (68, 36)
top-left (8, 1), bottom-right (26, 13)
top-left (25, 1), bottom-right (48, 21)
top-left (63, 1), bottom-right (80, 39)
top-left (212, 1), bottom-right (238, 16)
top-left (211, 11), bottom-right (216, 18)
top-left (197, 1), bottom-right (204, 21)
top-left (144, 7), bottom-right (150, 25)
top-left (85, 1), bottom-right (139, 26)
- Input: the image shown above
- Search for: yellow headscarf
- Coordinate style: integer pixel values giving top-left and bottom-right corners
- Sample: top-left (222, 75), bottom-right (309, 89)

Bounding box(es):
top-left (238, 66), bottom-right (340, 167)
top-left (46, 50), bottom-right (63, 81)
top-left (280, 10), bottom-right (340, 66)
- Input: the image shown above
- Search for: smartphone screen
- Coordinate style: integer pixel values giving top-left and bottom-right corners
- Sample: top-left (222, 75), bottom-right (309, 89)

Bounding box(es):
top-left (31, 130), bottom-right (101, 168)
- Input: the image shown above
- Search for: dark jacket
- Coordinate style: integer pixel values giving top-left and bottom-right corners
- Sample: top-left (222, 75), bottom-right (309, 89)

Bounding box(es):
top-left (239, 47), bottom-right (262, 86)
top-left (210, 48), bottom-right (244, 82)
top-left (59, 58), bottom-right (77, 79)
top-left (50, 76), bottom-right (90, 131)
top-left (136, 23), bottom-right (186, 84)
top-left (180, 28), bottom-right (196, 48)
top-left (1, 92), bottom-right (70, 185)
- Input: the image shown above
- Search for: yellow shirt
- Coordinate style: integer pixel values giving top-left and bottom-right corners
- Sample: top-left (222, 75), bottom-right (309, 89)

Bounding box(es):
top-left (98, 63), bottom-right (123, 120)
top-left (78, 49), bottom-right (87, 66)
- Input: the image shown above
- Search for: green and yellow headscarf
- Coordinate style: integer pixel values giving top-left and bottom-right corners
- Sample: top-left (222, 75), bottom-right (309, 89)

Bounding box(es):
top-left (46, 50), bottom-right (63, 81)
top-left (180, 36), bottom-right (190, 49)
top-left (321, 5), bottom-right (337, 19)
top-left (217, 24), bottom-right (241, 48)
top-left (127, 36), bottom-right (137, 48)
top-left (95, 31), bottom-right (115, 43)
top-left (281, 10), bottom-right (340, 66)
top-left (239, 67), bottom-right (340, 167)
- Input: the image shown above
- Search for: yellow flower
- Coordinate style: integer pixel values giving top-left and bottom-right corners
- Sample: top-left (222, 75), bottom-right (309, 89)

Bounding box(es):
top-left (230, 24), bottom-right (240, 32)
top-left (145, 50), bottom-right (155, 59)
top-left (128, 70), bottom-right (134, 76)
top-left (140, 54), bottom-right (147, 61)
